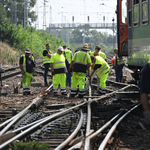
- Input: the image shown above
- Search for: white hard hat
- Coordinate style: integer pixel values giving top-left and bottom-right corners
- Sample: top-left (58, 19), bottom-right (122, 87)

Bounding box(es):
top-left (25, 49), bottom-right (31, 53)
top-left (58, 46), bottom-right (64, 51)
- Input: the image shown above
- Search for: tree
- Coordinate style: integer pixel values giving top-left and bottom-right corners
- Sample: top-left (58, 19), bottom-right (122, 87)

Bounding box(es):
top-left (0, 0), bottom-right (37, 26)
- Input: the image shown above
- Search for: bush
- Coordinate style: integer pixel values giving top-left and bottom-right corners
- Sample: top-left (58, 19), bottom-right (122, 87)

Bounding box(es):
top-left (9, 142), bottom-right (49, 150)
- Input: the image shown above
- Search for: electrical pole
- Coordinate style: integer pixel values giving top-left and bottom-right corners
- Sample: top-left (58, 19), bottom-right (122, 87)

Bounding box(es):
top-left (35, 0), bottom-right (39, 30)
top-left (112, 17), bottom-right (115, 50)
top-left (43, 0), bottom-right (47, 30)
top-left (11, 0), bottom-right (17, 25)
top-left (24, 0), bottom-right (28, 29)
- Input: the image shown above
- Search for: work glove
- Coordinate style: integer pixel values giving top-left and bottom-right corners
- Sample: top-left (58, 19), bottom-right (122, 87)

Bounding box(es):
top-left (51, 70), bottom-right (55, 75)
top-left (143, 111), bottom-right (150, 125)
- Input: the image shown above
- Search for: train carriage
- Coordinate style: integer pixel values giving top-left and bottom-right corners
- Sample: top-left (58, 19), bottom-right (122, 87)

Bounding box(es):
top-left (117, 0), bottom-right (150, 79)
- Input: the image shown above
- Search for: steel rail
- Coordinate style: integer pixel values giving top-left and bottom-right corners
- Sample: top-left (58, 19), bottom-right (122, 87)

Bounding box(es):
top-left (68, 141), bottom-right (83, 150)
top-left (0, 102), bottom-right (86, 149)
top-left (84, 113), bottom-right (120, 150)
top-left (0, 84), bottom-right (53, 135)
top-left (98, 102), bottom-right (141, 150)
top-left (55, 110), bottom-right (84, 150)
top-left (84, 84), bottom-right (94, 150)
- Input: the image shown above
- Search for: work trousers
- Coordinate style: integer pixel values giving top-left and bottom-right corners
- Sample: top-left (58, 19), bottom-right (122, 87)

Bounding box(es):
top-left (44, 63), bottom-right (50, 86)
top-left (115, 65), bottom-right (123, 82)
top-left (66, 63), bottom-right (71, 86)
top-left (52, 73), bottom-right (66, 95)
top-left (22, 72), bottom-right (32, 95)
top-left (97, 72), bottom-right (109, 95)
top-left (71, 72), bottom-right (85, 98)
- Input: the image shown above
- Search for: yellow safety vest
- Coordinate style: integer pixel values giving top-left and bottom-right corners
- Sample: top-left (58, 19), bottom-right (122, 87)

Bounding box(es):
top-left (73, 51), bottom-right (91, 73)
top-left (98, 51), bottom-right (106, 60)
top-left (94, 56), bottom-right (110, 77)
top-left (43, 50), bottom-right (52, 64)
top-left (50, 53), bottom-right (66, 74)
top-left (22, 54), bottom-right (35, 72)
top-left (64, 49), bottom-right (72, 64)
top-left (114, 56), bottom-right (126, 66)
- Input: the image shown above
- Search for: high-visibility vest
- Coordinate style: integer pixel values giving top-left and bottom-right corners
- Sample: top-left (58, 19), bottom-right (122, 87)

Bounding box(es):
top-left (73, 51), bottom-right (91, 73)
top-left (43, 50), bottom-right (52, 64)
top-left (94, 56), bottom-right (110, 77)
top-left (98, 51), bottom-right (106, 60)
top-left (114, 56), bottom-right (126, 66)
top-left (64, 49), bottom-right (72, 64)
top-left (22, 54), bottom-right (35, 72)
top-left (51, 53), bottom-right (66, 74)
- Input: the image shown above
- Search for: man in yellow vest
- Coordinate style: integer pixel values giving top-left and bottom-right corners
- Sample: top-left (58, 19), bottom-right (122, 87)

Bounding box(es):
top-left (89, 55), bottom-right (110, 95)
top-left (140, 61), bottom-right (150, 124)
top-left (19, 49), bottom-right (36, 95)
top-left (70, 45), bottom-right (91, 98)
top-left (63, 45), bottom-right (73, 87)
top-left (50, 46), bottom-right (68, 95)
top-left (43, 44), bottom-right (53, 86)
top-left (114, 48), bottom-right (126, 82)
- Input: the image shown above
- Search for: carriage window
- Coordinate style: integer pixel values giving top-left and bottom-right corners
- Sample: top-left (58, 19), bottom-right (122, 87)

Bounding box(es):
top-left (133, 0), bottom-right (139, 27)
top-left (142, 0), bottom-right (148, 25)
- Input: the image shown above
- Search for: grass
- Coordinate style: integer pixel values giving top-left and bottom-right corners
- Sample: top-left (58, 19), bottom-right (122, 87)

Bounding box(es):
top-left (0, 42), bottom-right (21, 66)
top-left (9, 142), bottom-right (50, 150)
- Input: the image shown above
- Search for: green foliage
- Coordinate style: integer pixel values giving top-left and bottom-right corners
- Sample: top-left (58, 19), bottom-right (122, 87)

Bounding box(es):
top-left (9, 142), bottom-right (49, 150)
top-left (0, 23), bottom-right (69, 58)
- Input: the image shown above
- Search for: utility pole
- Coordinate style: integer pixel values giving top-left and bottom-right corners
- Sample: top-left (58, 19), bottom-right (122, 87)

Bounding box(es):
top-left (112, 17), bottom-right (115, 50)
top-left (35, 0), bottom-right (39, 30)
top-left (24, 0), bottom-right (28, 29)
top-left (11, 0), bottom-right (17, 25)
top-left (43, 0), bottom-right (47, 30)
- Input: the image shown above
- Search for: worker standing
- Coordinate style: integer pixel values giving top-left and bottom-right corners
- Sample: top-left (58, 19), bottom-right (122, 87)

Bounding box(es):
top-left (19, 49), bottom-right (36, 95)
top-left (50, 46), bottom-right (68, 95)
top-left (43, 44), bottom-right (53, 86)
top-left (63, 45), bottom-right (73, 87)
top-left (113, 48), bottom-right (126, 82)
top-left (69, 45), bottom-right (91, 98)
top-left (140, 61), bottom-right (150, 124)
top-left (89, 55), bottom-right (110, 95)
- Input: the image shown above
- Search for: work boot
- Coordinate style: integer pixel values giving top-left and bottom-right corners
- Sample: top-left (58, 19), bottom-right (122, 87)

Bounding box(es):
top-left (143, 111), bottom-right (150, 125)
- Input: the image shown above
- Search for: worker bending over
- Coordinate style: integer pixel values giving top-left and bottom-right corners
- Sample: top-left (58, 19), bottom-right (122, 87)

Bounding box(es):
top-left (70, 45), bottom-right (91, 98)
top-left (50, 46), bottom-right (68, 96)
top-left (89, 55), bottom-right (110, 95)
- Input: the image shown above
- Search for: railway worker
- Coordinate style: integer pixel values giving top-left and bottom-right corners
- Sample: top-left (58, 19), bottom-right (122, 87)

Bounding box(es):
top-left (19, 49), bottom-right (36, 95)
top-left (63, 45), bottom-right (73, 87)
top-left (113, 48), bottom-right (126, 82)
top-left (69, 45), bottom-right (91, 98)
top-left (50, 46), bottom-right (68, 95)
top-left (43, 44), bottom-right (53, 87)
top-left (89, 55), bottom-right (110, 95)
top-left (140, 61), bottom-right (150, 124)
top-left (90, 45), bottom-right (107, 62)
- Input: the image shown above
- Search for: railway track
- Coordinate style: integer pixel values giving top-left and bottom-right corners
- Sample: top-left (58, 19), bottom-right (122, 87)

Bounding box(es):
top-left (0, 54), bottom-right (145, 150)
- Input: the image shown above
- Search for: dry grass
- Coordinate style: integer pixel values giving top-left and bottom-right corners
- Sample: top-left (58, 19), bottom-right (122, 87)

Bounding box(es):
top-left (0, 42), bottom-right (21, 67)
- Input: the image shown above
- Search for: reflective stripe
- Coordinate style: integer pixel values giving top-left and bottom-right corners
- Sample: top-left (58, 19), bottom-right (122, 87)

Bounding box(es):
top-left (79, 89), bottom-right (85, 92)
top-left (83, 53), bottom-right (87, 63)
top-left (97, 67), bottom-right (108, 76)
top-left (71, 88), bottom-right (78, 91)
top-left (95, 64), bottom-right (106, 73)
top-left (71, 92), bottom-right (77, 94)
top-left (53, 61), bottom-right (65, 65)
top-left (54, 66), bottom-right (65, 69)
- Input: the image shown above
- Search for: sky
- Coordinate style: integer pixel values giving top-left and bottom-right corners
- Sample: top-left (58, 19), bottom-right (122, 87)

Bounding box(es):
top-left (35, 0), bottom-right (127, 33)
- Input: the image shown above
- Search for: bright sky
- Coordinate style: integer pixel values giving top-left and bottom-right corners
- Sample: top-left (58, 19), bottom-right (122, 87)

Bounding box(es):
top-left (35, 0), bottom-right (127, 32)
